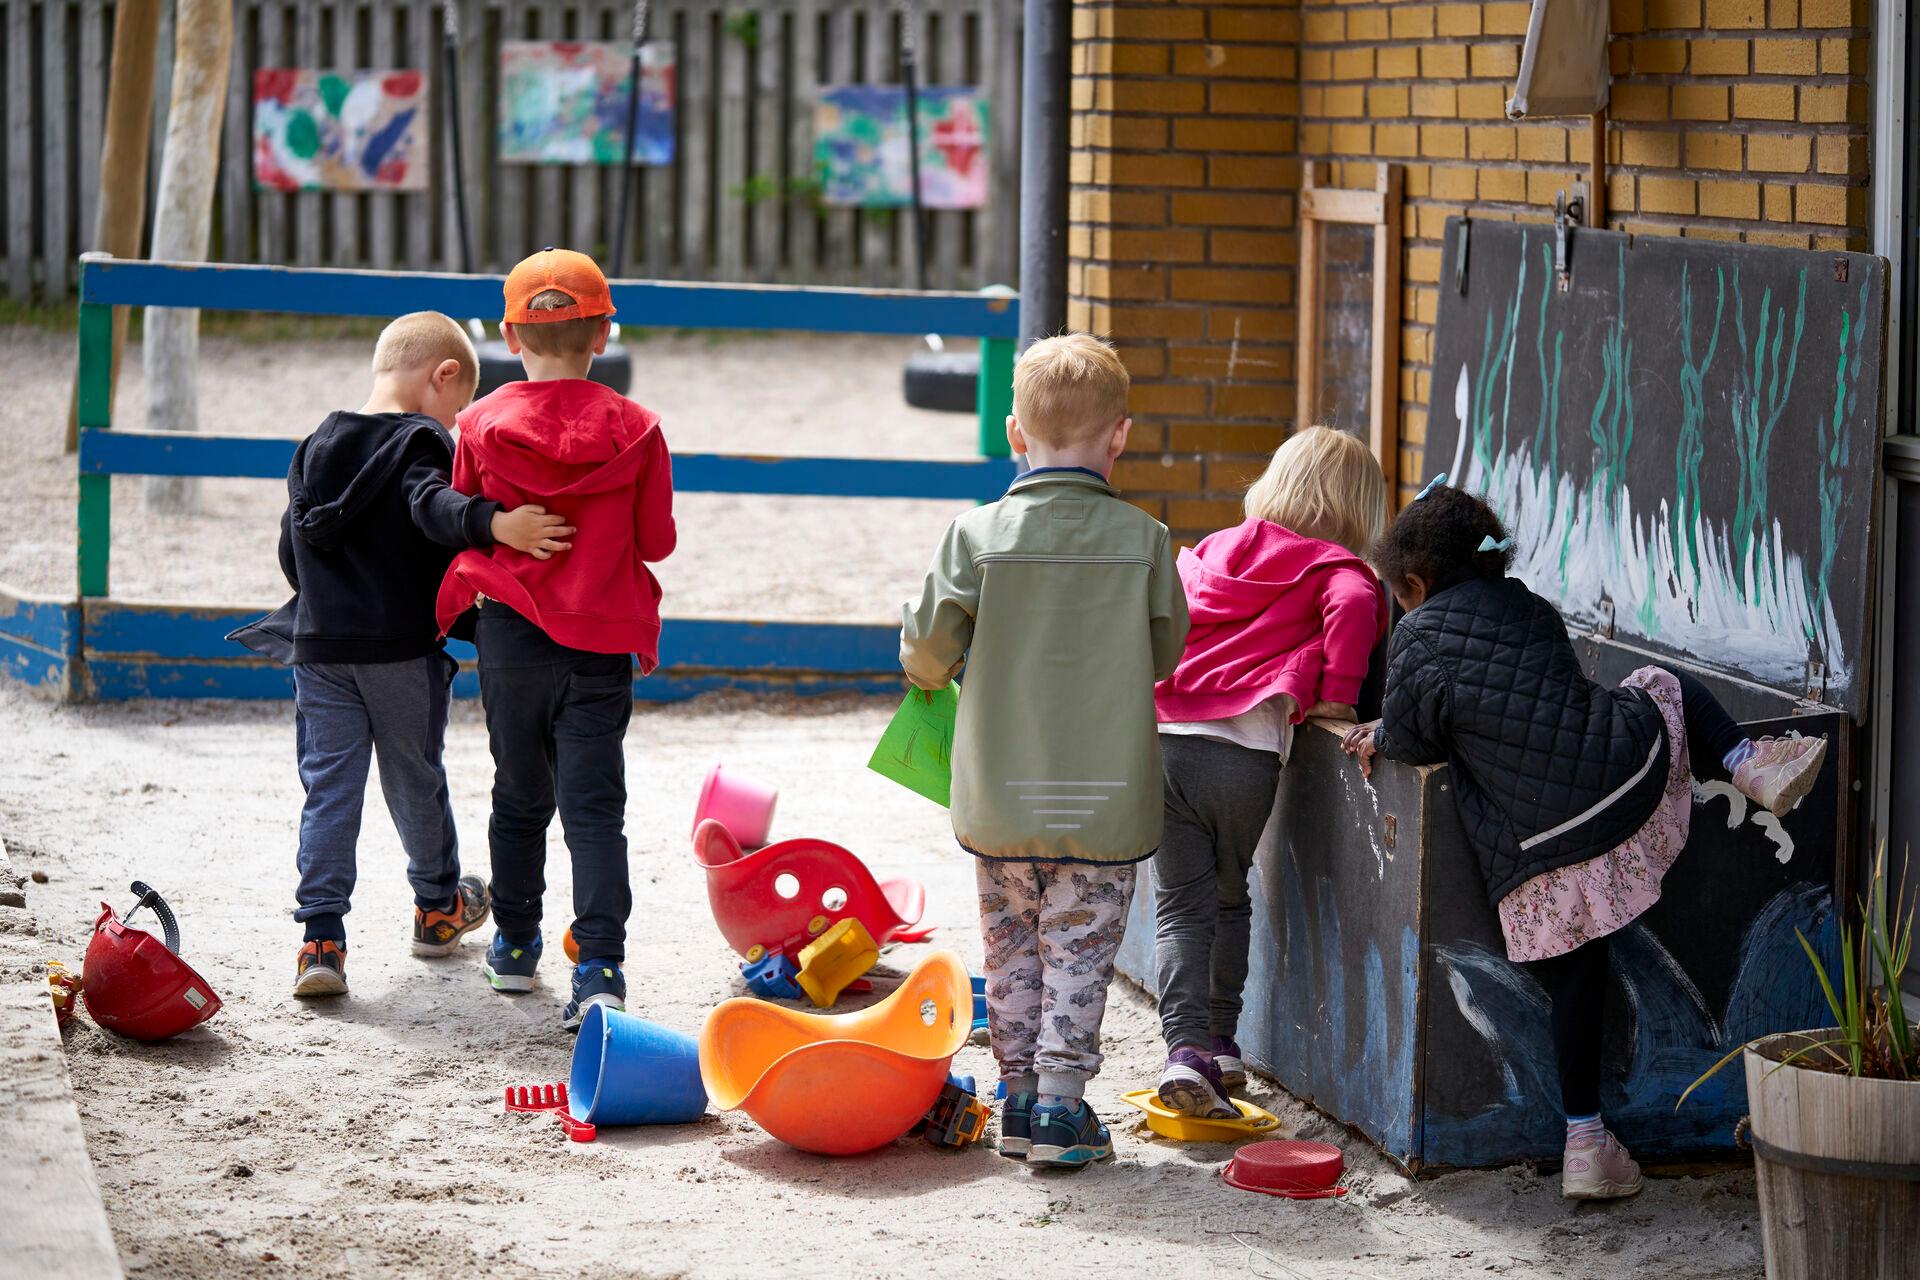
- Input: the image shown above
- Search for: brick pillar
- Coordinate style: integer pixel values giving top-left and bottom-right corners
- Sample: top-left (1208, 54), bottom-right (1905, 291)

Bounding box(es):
top-left (1068, 0), bottom-right (1302, 543)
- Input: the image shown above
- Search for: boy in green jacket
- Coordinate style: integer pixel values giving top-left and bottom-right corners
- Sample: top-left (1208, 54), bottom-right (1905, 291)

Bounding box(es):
top-left (900, 333), bottom-right (1188, 1168)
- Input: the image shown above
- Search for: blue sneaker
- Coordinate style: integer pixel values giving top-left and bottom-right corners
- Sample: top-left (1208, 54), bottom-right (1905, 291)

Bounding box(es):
top-left (1027, 1101), bottom-right (1114, 1168)
top-left (998, 1090), bottom-right (1034, 1160)
top-left (483, 932), bottom-right (542, 992)
top-left (562, 960), bottom-right (626, 1032)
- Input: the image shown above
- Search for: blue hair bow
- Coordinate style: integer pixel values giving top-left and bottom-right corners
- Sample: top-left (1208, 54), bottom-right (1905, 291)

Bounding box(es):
top-left (1478, 535), bottom-right (1515, 553)
top-left (1414, 472), bottom-right (1448, 501)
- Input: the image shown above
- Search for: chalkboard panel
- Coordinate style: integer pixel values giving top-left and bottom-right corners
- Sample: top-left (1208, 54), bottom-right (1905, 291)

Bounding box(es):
top-left (1423, 222), bottom-right (1886, 715)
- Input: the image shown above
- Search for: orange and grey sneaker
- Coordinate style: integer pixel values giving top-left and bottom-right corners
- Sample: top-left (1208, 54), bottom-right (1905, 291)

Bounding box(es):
top-left (293, 940), bottom-right (348, 998)
top-left (412, 875), bottom-right (492, 957)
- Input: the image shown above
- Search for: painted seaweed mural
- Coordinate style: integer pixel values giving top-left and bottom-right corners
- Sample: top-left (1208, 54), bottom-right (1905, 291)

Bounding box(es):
top-left (1426, 223), bottom-right (1885, 707)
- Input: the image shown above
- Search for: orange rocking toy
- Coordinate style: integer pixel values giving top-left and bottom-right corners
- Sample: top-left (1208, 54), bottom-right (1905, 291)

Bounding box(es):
top-left (699, 950), bottom-right (973, 1155)
top-left (692, 819), bottom-right (932, 963)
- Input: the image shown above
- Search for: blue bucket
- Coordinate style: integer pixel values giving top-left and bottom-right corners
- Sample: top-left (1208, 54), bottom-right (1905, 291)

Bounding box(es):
top-left (569, 1005), bottom-right (708, 1126)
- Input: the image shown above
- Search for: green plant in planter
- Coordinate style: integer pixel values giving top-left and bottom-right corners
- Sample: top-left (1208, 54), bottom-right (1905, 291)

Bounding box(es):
top-left (1680, 846), bottom-right (1918, 1107)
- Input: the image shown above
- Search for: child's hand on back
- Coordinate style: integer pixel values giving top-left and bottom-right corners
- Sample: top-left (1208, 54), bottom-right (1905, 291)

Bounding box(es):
top-left (492, 505), bottom-right (576, 560)
top-left (1341, 720), bottom-right (1381, 777)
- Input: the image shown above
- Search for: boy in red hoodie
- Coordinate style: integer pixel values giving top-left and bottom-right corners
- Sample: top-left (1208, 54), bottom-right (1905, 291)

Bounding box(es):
top-left (436, 248), bottom-right (676, 1030)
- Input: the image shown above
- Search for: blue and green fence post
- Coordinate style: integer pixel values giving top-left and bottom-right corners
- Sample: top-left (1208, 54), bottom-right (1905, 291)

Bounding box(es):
top-left (76, 274), bottom-right (112, 599)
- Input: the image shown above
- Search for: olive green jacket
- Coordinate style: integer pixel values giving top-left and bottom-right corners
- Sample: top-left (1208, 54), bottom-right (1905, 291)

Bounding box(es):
top-left (899, 467), bottom-right (1189, 863)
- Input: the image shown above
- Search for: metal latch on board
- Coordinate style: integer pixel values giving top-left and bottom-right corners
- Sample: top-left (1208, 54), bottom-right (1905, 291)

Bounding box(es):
top-left (1592, 596), bottom-right (1616, 640)
top-left (1553, 185), bottom-right (1588, 294)
top-left (1805, 657), bottom-right (1828, 704)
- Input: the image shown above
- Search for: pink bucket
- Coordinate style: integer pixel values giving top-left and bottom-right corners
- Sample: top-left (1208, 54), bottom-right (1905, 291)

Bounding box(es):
top-left (693, 763), bottom-right (779, 849)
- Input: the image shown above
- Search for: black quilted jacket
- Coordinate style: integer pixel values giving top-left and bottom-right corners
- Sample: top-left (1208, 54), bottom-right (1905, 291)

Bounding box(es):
top-left (1372, 573), bottom-right (1670, 904)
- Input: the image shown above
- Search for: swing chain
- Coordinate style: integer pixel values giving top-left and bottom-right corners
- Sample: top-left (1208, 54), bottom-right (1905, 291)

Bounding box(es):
top-left (633, 0), bottom-right (649, 46)
top-left (443, 3), bottom-right (457, 43)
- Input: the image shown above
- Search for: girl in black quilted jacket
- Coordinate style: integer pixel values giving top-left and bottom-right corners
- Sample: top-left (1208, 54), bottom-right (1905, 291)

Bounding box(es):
top-left (1342, 482), bottom-right (1828, 1202)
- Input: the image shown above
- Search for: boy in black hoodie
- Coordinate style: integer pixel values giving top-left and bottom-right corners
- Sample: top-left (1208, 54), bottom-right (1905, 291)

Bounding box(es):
top-left (235, 312), bottom-right (574, 998)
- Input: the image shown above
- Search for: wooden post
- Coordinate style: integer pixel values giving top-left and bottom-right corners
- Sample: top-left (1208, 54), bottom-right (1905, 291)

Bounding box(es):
top-left (141, 0), bottom-right (233, 514)
top-left (1588, 107), bottom-right (1608, 227)
top-left (977, 286), bottom-right (1017, 460)
top-left (63, 0), bottom-right (164, 455)
top-left (77, 295), bottom-right (114, 599)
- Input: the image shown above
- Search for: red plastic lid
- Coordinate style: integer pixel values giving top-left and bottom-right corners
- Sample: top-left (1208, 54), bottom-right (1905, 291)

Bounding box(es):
top-left (1222, 1139), bottom-right (1348, 1200)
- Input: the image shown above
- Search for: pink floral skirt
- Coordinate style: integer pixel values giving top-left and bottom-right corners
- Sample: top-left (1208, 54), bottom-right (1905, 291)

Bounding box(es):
top-left (1497, 666), bottom-right (1691, 963)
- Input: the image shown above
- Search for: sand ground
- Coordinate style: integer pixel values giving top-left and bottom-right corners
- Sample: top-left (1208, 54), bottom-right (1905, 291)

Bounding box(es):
top-left (1, 326), bottom-right (1764, 1277)
top-left (0, 685), bottom-right (1767, 1280)
top-left (0, 325), bottom-right (976, 619)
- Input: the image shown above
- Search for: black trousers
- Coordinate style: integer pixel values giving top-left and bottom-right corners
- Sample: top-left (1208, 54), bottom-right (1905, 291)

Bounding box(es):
top-left (1523, 935), bottom-right (1610, 1118)
top-left (476, 608), bottom-right (634, 963)
top-left (1667, 667), bottom-right (1747, 782)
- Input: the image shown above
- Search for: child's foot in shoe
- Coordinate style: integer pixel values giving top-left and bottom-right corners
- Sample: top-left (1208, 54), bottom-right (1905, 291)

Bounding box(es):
top-left (1561, 1128), bottom-right (1644, 1200)
top-left (1156, 1047), bottom-right (1236, 1118)
top-left (292, 940), bottom-right (347, 998)
top-left (1027, 1100), bottom-right (1114, 1168)
top-left (1211, 1035), bottom-right (1247, 1089)
top-left (998, 1090), bottom-right (1034, 1160)
top-left (412, 875), bottom-right (491, 957)
top-left (483, 931), bottom-right (542, 992)
top-left (562, 960), bottom-right (626, 1032)
top-left (1732, 735), bottom-right (1829, 817)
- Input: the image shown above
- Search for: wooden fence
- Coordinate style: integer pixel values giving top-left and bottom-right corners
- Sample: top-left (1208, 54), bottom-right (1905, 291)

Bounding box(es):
top-left (1, 0), bottom-right (1021, 303)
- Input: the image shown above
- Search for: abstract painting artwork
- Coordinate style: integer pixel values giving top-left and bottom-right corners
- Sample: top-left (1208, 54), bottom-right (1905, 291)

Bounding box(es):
top-left (252, 69), bottom-right (427, 191)
top-left (813, 86), bottom-right (988, 209)
top-left (498, 41), bottom-right (676, 165)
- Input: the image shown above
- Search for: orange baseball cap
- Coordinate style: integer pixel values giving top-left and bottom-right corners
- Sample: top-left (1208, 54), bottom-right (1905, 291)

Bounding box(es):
top-left (502, 247), bottom-right (617, 324)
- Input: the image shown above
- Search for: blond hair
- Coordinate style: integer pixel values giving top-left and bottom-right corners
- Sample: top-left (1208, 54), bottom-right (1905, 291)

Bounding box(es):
top-left (1243, 426), bottom-right (1387, 555)
top-left (372, 311), bottom-right (479, 392)
top-left (512, 288), bottom-right (606, 357)
top-left (1011, 333), bottom-right (1130, 447)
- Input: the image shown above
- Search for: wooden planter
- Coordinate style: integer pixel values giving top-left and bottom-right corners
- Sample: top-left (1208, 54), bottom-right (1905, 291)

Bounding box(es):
top-left (1744, 1030), bottom-right (1920, 1280)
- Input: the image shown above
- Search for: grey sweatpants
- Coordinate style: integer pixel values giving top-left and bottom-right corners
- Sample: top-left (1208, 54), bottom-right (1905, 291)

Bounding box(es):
top-left (1153, 734), bottom-right (1282, 1051)
top-left (976, 858), bottom-right (1137, 1100)
top-left (293, 655), bottom-right (462, 939)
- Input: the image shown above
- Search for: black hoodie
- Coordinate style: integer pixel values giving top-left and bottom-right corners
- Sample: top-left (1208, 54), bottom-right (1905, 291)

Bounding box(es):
top-left (231, 411), bottom-right (500, 665)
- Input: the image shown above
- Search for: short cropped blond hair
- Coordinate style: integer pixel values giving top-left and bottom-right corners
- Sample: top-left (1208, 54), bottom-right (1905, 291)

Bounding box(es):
top-left (1011, 333), bottom-right (1130, 447)
top-left (1243, 426), bottom-right (1387, 556)
top-left (372, 311), bottom-right (479, 392)
top-left (512, 288), bottom-right (606, 357)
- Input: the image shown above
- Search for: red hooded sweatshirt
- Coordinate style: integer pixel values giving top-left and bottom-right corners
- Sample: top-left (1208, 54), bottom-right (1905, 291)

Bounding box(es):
top-left (1154, 518), bottom-right (1386, 724)
top-left (436, 380), bottom-right (676, 671)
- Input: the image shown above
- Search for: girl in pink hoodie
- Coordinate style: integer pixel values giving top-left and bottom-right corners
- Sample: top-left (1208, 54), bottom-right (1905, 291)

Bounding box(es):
top-left (1150, 427), bottom-right (1389, 1117)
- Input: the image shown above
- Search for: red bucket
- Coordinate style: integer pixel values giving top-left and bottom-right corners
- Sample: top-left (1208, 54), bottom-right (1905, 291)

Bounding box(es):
top-left (1222, 1139), bottom-right (1348, 1200)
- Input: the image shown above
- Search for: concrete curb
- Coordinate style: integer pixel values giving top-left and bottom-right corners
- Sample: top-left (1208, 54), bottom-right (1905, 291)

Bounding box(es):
top-left (0, 838), bottom-right (127, 1280)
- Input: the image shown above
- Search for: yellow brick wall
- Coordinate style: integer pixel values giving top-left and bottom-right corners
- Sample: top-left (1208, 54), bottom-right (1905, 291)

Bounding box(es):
top-left (1068, 0), bottom-right (1875, 537)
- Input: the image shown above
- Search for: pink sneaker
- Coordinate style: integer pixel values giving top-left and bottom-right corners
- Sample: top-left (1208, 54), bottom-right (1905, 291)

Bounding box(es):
top-left (1561, 1128), bottom-right (1644, 1200)
top-left (1731, 735), bottom-right (1828, 818)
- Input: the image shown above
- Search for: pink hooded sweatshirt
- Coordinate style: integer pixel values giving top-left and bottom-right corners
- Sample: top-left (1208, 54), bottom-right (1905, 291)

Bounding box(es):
top-left (1154, 518), bottom-right (1387, 724)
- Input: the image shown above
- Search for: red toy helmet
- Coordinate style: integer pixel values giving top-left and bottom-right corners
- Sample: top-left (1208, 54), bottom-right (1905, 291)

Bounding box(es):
top-left (81, 882), bottom-right (221, 1041)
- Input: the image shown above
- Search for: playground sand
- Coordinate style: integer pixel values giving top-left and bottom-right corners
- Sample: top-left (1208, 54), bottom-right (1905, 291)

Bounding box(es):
top-left (0, 326), bottom-right (975, 619)
top-left (0, 684), bottom-right (1768, 1280)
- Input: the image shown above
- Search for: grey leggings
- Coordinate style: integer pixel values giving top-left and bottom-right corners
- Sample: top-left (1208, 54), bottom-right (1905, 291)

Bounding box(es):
top-left (1152, 733), bottom-right (1282, 1051)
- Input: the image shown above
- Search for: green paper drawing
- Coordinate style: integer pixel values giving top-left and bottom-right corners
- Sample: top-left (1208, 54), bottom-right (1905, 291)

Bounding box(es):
top-left (868, 685), bottom-right (957, 807)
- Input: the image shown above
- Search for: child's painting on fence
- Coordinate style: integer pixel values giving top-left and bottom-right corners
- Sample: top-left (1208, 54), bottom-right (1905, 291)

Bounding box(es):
top-left (252, 70), bottom-right (428, 192)
top-left (498, 42), bottom-right (677, 166)
top-left (813, 86), bottom-right (988, 209)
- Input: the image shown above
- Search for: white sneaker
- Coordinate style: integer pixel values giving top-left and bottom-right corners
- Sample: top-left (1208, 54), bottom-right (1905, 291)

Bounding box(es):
top-left (1561, 1128), bottom-right (1645, 1200)
top-left (1731, 735), bottom-right (1828, 818)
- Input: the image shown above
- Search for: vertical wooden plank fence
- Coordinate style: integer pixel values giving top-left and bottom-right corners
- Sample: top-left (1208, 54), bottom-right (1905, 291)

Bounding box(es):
top-left (0, 0), bottom-right (1018, 303)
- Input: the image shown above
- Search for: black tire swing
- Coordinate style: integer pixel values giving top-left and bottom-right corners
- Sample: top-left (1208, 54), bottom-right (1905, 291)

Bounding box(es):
top-left (444, 4), bottom-right (637, 398)
top-left (894, 0), bottom-right (980, 414)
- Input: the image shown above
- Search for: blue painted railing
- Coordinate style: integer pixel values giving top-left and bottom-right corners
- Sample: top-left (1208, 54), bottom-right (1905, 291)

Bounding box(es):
top-left (58, 255), bottom-right (1021, 701)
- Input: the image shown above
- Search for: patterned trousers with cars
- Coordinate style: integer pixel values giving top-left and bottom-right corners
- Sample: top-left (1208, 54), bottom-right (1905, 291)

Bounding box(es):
top-left (975, 858), bottom-right (1137, 1100)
